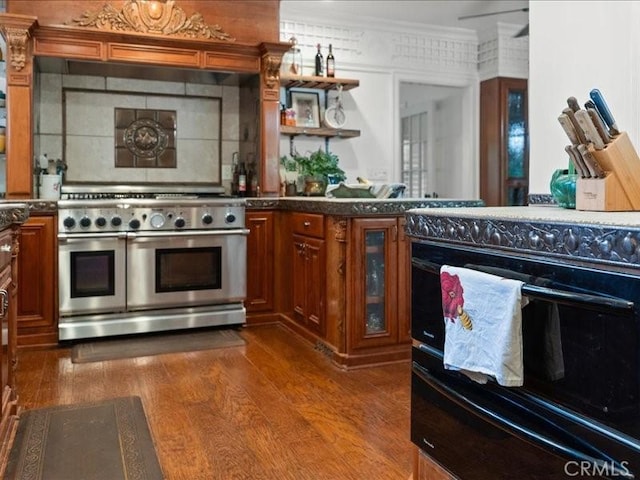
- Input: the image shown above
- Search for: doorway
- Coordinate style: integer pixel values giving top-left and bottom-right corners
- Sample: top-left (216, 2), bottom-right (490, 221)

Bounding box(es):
top-left (398, 82), bottom-right (476, 199)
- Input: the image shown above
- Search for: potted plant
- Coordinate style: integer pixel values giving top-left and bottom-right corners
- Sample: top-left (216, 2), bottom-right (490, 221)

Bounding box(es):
top-left (280, 155), bottom-right (301, 195)
top-left (294, 148), bottom-right (346, 196)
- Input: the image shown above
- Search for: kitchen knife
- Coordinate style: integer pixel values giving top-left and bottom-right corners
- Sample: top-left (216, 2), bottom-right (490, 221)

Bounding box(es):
top-left (558, 113), bottom-right (581, 145)
top-left (575, 109), bottom-right (606, 150)
top-left (589, 89), bottom-right (620, 136)
top-left (577, 144), bottom-right (606, 178)
top-left (566, 96), bottom-right (581, 113)
top-left (586, 107), bottom-right (612, 143)
top-left (565, 145), bottom-right (589, 178)
top-left (561, 108), bottom-right (588, 145)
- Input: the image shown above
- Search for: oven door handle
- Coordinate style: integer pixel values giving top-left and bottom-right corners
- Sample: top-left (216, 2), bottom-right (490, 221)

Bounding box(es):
top-left (58, 232), bottom-right (128, 241)
top-left (126, 229), bottom-right (250, 239)
top-left (411, 257), bottom-right (634, 312)
top-left (413, 364), bottom-right (634, 479)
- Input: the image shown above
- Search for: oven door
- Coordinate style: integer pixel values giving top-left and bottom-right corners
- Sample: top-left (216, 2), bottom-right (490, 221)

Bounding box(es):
top-left (126, 229), bottom-right (248, 311)
top-left (412, 347), bottom-right (637, 479)
top-left (58, 233), bottom-right (127, 316)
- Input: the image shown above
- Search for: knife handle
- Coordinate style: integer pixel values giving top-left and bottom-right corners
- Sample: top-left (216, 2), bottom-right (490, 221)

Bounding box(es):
top-left (589, 89), bottom-right (620, 135)
top-left (575, 109), bottom-right (605, 150)
top-left (558, 113), bottom-right (580, 145)
top-left (586, 108), bottom-right (612, 144)
top-left (567, 97), bottom-right (581, 113)
top-left (562, 108), bottom-right (588, 144)
top-left (577, 144), bottom-right (606, 178)
top-left (566, 145), bottom-right (589, 178)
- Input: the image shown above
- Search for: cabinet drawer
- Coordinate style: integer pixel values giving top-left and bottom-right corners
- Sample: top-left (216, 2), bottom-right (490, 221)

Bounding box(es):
top-left (291, 213), bottom-right (324, 238)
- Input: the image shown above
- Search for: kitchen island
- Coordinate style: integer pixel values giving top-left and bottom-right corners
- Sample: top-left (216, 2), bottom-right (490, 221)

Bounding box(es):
top-left (405, 204), bottom-right (640, 480)
top-left (246, 197), bottom-right (484, 369)
top-left (0, 201), bottom-right (28, 473)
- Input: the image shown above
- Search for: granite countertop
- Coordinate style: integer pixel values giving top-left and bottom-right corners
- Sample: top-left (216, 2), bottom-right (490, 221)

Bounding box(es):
top-left (0, 202), bottom-right (30, 230)
top-left (405, 204), bottom-right (640, 269)
top-left (247, 197), bottom-right (484, 216)
top-left (407, 204), bottom-right (640, 227)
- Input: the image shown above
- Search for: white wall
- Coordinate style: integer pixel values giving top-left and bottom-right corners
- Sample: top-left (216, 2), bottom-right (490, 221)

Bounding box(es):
top-left (279, 5), bottom-right (482, 198)
top-left (529, 1), bottom-right (638, 193)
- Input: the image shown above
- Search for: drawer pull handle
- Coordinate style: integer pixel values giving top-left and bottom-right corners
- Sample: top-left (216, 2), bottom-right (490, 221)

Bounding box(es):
top-left (303, 221), bottom-right (311, 227)
top-left (0, 289), bottom-right (8, 317)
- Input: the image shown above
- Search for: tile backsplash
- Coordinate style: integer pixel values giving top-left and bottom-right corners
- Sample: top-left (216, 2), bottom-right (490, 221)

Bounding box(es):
top-left (36, 72), bottom-right (240, 189)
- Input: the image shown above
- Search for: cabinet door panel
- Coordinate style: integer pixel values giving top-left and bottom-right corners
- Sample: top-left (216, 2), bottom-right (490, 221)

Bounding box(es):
top-left (350, 218), bottom-right (399, 350)
top-left (17, 216), bottom-right (57, 344)
top-left (304, 237), bottom-right (325, 336)
top-left (292, 234), bottom-right (307, 323)
top-left (246, 211), bottom-right (274, 313)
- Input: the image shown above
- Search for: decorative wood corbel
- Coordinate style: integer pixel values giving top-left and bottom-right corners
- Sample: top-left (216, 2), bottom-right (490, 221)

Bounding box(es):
top-left (5, 27), bottom-right (30, 72)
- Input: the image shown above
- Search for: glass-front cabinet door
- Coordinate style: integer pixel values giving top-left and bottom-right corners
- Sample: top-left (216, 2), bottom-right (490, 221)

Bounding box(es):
top-left (350, 218), bottom-right (399, 350)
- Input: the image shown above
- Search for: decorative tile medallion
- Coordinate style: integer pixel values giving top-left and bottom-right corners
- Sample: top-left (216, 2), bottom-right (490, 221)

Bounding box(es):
top-left (115, 108), bottom-right (176, 168)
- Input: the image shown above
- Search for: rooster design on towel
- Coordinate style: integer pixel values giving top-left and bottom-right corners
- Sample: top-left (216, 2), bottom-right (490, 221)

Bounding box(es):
top-left (441, 271), bottom-right (473, 330)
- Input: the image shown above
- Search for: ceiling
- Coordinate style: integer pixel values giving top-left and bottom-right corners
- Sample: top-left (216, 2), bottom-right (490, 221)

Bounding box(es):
top-left (280, 0), bottom-right (529, 33)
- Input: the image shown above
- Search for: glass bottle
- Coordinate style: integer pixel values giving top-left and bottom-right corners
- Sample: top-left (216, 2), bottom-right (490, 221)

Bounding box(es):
top-left (326, 44), bottom-right (335, 78)
top-left (315, 44), bottom-right (324, 77)
top-left (231, 152), bottom-right (239, 196)
top-left (238, 162), bottom-right (247, 197)
top-left (285, 36), bottom-right (302, 76)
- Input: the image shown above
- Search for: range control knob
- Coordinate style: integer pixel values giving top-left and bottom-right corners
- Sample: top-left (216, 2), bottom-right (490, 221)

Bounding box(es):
top-left (111, 216), bottom-right (122, 227)
top-left (63, 217), bottom-right (76, 229)
top-left (202, 213), bottom-right (213, 225)
top-left (95, 217), bottom-right (107, 228)
top-left (80, 216), bottom-right (92, 228)
top-left (225, 213), bottom-right (236, 224)
top-left (129, 218), bottom-right (141, 230)
top-left (150, 213), bottom-right (166, 229)
top-left (174, 217), bottom-right (186, 229)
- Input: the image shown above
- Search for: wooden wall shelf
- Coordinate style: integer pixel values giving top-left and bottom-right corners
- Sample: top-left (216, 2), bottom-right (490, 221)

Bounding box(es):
top-left (280, 125), bottom-right (360, 138)
top-left (280, 75), bottom-right (359, 91)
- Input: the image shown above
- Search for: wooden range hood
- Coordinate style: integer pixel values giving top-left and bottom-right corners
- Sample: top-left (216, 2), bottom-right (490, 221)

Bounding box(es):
top-left (0, 0), bottom-right (290, 198)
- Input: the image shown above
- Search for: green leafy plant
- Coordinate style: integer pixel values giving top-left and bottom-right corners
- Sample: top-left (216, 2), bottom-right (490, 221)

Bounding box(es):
top-left (280, 155), bottom-right (299, 172)
top-left (294, 148), bottom-right (346, 181)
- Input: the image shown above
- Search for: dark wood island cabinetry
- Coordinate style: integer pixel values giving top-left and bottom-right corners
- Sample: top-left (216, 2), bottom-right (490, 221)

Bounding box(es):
top-left (246, 198), bottom-right (483, 369)
top-left (0, 203), bottom-right (29, 477)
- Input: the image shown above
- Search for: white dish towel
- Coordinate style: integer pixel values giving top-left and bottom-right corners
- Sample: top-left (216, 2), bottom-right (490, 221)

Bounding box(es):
top-left (440, 265), bottom-right (528, 387)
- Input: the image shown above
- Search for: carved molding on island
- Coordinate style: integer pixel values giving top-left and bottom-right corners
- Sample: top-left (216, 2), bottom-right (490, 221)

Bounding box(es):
top-left (406, 213), bottom-right (640, 268)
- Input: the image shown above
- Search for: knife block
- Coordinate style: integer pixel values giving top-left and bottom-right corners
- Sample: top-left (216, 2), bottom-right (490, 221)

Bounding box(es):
top-left (575, 131), bottom-right (640, 211)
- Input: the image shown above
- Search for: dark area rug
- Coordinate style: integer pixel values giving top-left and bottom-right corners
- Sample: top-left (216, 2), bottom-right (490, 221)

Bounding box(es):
top-left (71, 328), bottom-right (245, 363)
top-left (4, 396), bottom-right (164, 480)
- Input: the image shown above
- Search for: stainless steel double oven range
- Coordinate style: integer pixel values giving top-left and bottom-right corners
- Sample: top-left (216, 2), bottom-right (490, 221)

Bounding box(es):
top-left (57, 185), bottom-right (248, 341)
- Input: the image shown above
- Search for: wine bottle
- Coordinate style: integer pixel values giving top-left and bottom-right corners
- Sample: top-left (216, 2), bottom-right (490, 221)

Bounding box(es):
top-left (231, 152), bottom-right (239, 196)
top-left (326, 44), bottom-right (335, 77)
top-left (315, 44), bottom-right (324, 77)
top-left (238, 162), bottom-right (247, 197)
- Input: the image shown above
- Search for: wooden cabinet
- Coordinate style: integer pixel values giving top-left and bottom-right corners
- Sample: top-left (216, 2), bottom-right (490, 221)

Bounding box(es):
top-left (480, 77), bottom-right (528, 207)
top-left (291, 213), bottom-right (325, 336)
top-left (347, 217), bottom-right (411, 357)
top-left (16, 215), bottom-right (57, 347)
top-left (246, 211), bottom-right (275, 316)
top-left (0, 225), bottom-right (20, 475)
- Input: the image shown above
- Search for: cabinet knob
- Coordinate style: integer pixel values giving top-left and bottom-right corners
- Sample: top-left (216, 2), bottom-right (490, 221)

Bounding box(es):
top-left (303, 221), bottom-right (311, 227)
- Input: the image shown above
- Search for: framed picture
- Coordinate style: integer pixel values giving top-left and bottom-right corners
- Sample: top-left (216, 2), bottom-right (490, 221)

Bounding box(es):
top-left (291, 91), bottom-right (321, 128)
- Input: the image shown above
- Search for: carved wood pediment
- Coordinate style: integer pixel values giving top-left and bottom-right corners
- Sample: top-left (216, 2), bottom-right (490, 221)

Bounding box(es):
top-left (69, 0), bottom-right (235, 41)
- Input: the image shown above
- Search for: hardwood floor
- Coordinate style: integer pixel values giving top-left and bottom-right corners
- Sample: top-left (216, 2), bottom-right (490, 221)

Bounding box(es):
top-left (14, 324), bottom-right (413, 480)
